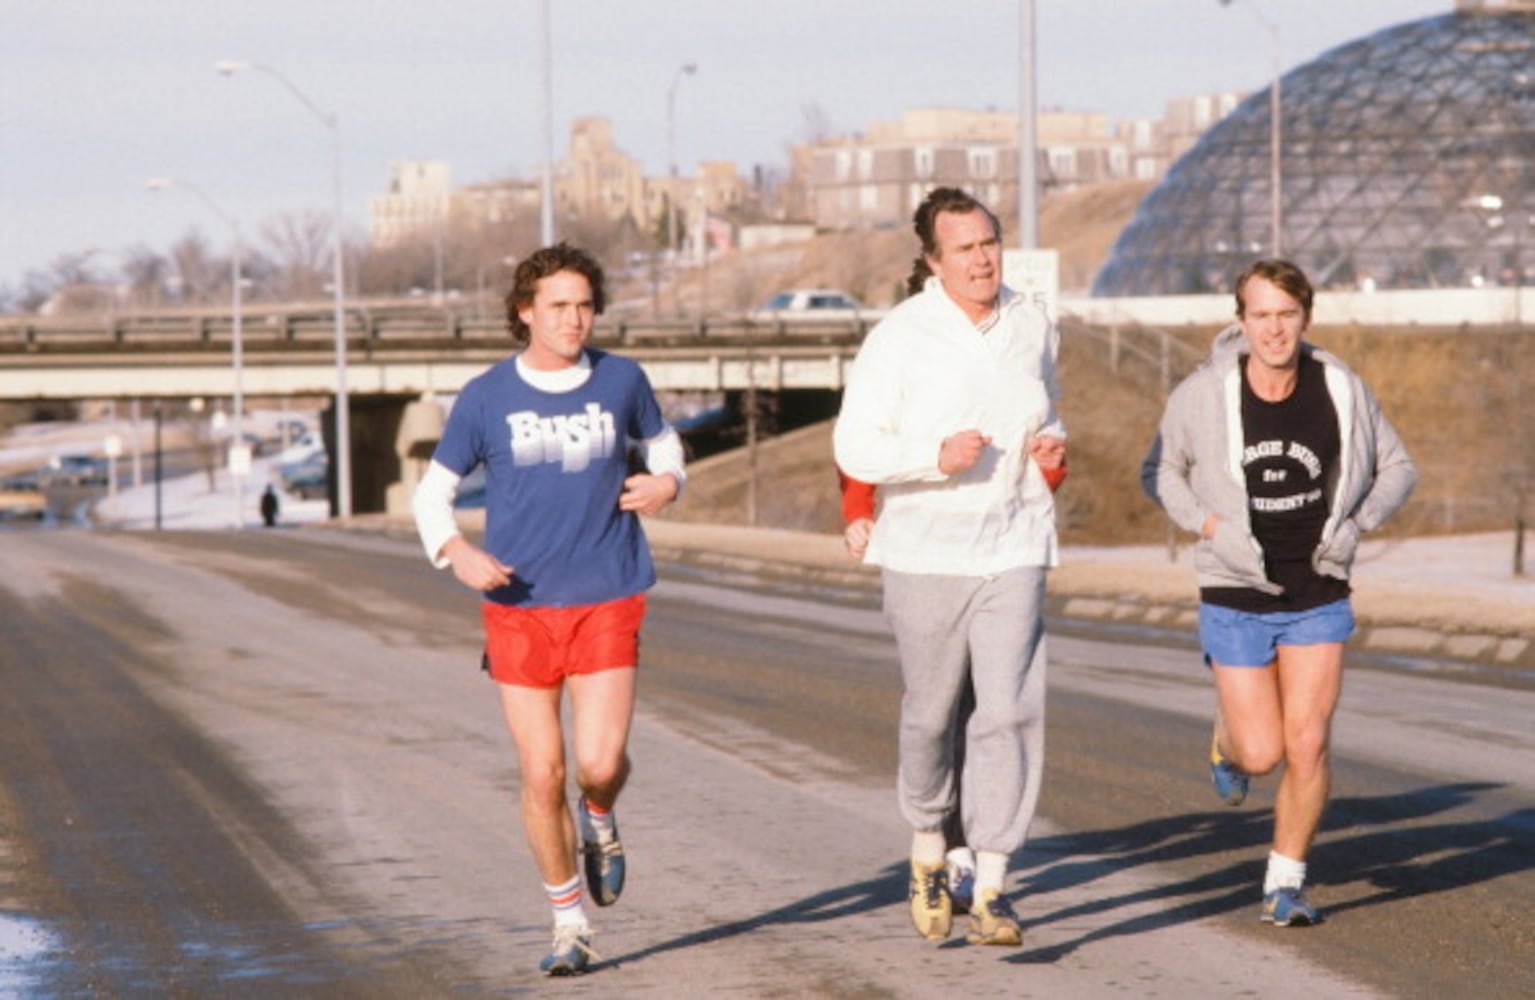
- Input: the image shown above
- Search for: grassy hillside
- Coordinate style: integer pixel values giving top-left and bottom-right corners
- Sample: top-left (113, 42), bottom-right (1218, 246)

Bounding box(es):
top-left (660, 323), bottom-right (1530, 546)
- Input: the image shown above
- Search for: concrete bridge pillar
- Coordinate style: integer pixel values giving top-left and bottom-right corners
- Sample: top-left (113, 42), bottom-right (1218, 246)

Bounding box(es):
top-left (386, 395), bottom-right (446, 518)
top-left (323, 394), bottom-right (414, 516)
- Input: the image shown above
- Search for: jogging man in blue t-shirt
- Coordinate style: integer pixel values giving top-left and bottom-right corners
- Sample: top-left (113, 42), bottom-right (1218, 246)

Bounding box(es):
top-left (413, 242), bottom-right (685, 975)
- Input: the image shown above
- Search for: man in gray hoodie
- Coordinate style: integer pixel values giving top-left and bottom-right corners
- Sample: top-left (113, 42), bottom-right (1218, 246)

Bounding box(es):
top-left (1142, 258), bottom-right (1416, 927)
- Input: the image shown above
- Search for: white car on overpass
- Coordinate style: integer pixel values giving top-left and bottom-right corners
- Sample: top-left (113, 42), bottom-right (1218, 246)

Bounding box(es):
top-left (748, 288), bottom-right (880, 324)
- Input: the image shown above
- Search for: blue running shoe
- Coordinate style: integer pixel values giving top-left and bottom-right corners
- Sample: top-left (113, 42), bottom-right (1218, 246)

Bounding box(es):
top-left (539, 922), bottom-right (597, 975)
top-left (579, 800), bottom-right (626, 907)
top-left (948, 861), bottom-right (976, 915)
top-left (1210, 733), bottom-right (1249, 807)
top-left (1261, 886), bottom-right (1321, 927)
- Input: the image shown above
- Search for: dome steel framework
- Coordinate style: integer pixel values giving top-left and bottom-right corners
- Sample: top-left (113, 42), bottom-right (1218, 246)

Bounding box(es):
top-left (1093, 11), bottom-right (1535, 296)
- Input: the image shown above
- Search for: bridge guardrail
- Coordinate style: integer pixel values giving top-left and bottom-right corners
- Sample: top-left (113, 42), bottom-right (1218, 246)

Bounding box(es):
top-left (0, 308), bottom-right (879, 354)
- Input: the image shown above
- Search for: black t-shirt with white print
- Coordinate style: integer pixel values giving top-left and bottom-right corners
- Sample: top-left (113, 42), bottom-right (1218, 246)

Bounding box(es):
top-left (1202, 352), bottom-right (1350, 613)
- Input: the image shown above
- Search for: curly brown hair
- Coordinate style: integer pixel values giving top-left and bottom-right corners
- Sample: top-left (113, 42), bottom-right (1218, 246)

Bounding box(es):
top-left (504, 242), bottom-right (608, 343)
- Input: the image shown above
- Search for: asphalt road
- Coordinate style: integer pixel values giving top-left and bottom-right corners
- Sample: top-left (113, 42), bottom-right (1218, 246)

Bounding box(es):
top-left (0, 527), bottom-right (1530, 997)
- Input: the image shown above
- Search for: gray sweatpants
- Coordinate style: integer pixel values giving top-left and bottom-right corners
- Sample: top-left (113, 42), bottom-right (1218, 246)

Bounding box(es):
top-left (882, 565), bottom-right (1048, 855)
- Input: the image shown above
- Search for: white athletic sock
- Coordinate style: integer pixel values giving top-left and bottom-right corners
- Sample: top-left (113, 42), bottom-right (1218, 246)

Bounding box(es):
top-left (545, 875), bottom-right (588, 927)
top-left (911, 830), bottom-right (947, 867)
top-left (1264, 851), bottom-right (1307, 894)
top-left (974, 850), bottom-right (1009, 896)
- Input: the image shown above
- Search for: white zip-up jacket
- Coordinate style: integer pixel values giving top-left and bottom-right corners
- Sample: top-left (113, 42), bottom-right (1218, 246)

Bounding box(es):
top-left (1141, 325), bottom-right (1417, 593)
top-left (833, 278), bottom-right (1065, 576)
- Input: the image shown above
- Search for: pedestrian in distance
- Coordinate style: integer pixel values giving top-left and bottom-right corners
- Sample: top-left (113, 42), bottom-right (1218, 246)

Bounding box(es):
top-left (259, 483), bottom-right (280, 528)
top-left (834, 186), bottom-right (1067, 948)
top-left (1141, 258), bottom-right (1417, 927)
top-left (412, 242), bottom-right (686, 976)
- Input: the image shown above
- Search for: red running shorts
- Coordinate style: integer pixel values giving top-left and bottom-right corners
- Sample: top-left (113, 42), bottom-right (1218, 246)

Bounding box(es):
top-left (480, 593), bottom-right (645, 688)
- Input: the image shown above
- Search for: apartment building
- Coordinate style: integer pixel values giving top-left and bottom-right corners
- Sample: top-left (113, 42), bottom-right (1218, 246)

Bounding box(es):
top-left (800, 98), bottom-right (1239, 230)
top-left (369, 161), bottom-right (452, 248)
top-left (369, 117), bottom-right (745, 249)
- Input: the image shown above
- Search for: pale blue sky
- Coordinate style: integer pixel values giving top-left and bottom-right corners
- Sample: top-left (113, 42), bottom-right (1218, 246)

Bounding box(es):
top-left (0, 0), bottom-right (1450, 292)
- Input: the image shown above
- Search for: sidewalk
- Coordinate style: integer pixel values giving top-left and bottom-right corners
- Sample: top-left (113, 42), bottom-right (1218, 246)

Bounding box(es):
top-left (91, 455), bottom-right (331, 531)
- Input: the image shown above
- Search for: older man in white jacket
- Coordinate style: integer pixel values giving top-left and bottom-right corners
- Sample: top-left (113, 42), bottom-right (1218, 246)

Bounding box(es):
top-left (834, 187), bottom-right (1066, 949)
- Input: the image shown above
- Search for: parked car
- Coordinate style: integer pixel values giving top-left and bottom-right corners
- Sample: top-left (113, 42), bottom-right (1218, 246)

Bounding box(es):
top-left (278, 451), bottom-right (329, 500)
top-left (749, 288), bottom-right (870, 324)
top-left (274, 430), bottom-right (324, 466)
top-left (42, 453), bottom-right (110, 488)
top-left (0, 471), bottom-right (47, 521)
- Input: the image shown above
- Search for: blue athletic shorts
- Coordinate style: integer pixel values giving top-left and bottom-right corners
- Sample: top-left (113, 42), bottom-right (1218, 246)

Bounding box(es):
top-left (1198, 599), bottom-right (1356, 668)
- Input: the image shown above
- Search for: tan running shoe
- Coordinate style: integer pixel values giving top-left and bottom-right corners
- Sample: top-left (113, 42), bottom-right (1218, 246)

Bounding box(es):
top-left (908, 859), bottom-right (952, 941)
top-left (966, 887), bottom-right (1023, 946)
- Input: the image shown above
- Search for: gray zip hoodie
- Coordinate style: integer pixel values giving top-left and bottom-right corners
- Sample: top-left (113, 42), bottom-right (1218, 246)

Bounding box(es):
top-left (1141, 325), bottom-right (1418, 594)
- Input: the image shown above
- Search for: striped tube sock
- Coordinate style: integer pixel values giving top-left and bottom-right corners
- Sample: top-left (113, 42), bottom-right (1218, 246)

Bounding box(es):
top-left (582, 799), bottom-right (616, 844)
top-left (544, 875), bottom-right (587, 927)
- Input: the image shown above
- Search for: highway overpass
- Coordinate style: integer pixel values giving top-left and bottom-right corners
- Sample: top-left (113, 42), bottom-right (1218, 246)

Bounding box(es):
top-left (0, 307), bottom-right (865, 400)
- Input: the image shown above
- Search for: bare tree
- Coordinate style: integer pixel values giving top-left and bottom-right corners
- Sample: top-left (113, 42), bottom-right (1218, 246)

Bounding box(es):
top-left (259, 211), bottom-right (333, 300)
top-left (798, 101), bottom-right (838, 145)
top-left (119, 244), bottom-right (172, 310)
top-left (167, 230), bottom-right (221, 305)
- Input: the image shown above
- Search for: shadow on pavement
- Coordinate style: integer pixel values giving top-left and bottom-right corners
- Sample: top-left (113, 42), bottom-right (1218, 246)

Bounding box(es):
top-left (603, 782), bottom-right (1530, 973)
top-left (1007, 781), bottom-right (1528, 963)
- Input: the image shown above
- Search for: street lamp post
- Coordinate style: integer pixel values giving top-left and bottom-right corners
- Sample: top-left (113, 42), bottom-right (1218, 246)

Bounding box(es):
top-left (538, 0), bottom-right (556, 246)
top-left (1017, 0), bottom-right (1039, 250)
top-left (146, 177), bottom-right (246, 529)
top-left (667, 61), bottom-right (698, 307)
top-left (216, 59), bottom-right (352, 519)
top-left (1220, 0), bottom-right (1283, 256)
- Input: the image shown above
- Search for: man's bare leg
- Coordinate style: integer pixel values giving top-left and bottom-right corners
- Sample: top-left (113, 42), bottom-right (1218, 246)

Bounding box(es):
top-left (567, 666), bottom-right (636, 906)
top-left (1272, 642), bottom-right (1344, 861)
top-left (1211, 662), bottom-right (1284, 777)
top-left (567, 666), bottom-right (636, 809)
top-left (499, 682), bottom-right (578, 885)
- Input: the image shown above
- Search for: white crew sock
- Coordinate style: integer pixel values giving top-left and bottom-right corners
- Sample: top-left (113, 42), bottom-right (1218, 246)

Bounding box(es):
top-left (911, 830), bottom-right (947, 867)
top-left (974, 850), bottom-right (1009, 896)
top-left (1264, 851), bottom-right (1307, 894)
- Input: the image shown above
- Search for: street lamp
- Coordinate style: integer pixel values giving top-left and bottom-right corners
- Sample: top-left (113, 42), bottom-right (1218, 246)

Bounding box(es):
top-left (216, 59), bottom-right (352, 519)
top-left (1219, 0), bottom-right (1282, 257)
top-left (667, 62), bottom-right (698, 285)
top-left (146, 177), bottom-right (247, 529)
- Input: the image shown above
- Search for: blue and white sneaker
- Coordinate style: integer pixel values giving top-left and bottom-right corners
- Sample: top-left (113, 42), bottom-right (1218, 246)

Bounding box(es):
top-left (539, 921), bottom-right (598, 975)
top-left (1210, 733), bottom-right (1249, 807)
top-left (579, 800), bottom-right (626, 907)
top-left (1261, 886), bottom-right (1321, 927)
top-left (947, 860), bottom-right (976, 915)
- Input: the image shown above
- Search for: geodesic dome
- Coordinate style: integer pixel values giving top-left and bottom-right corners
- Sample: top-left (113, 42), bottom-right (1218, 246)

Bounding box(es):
top-left (1093, 9), bottom-right (1535, 295)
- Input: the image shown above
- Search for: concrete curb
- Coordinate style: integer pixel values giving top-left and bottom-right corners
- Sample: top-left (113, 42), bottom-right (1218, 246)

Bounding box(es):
top-left (362, 512), bottom-right (1531, 678)
top-left (642, 519), bottom-right (1535, 678)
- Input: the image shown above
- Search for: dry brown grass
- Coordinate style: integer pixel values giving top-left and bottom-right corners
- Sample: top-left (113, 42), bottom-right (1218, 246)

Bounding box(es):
top-left (664, 324), bottom-right (1528, 546)
top-left (663, 179), bottom-right (1154, 316)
